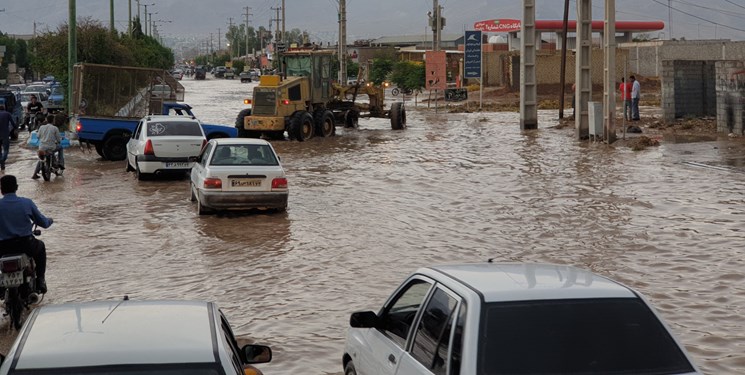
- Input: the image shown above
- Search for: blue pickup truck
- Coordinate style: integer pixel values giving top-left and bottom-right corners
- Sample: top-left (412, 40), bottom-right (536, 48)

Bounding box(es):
top-left (74, 102), bottom-right (236, 160)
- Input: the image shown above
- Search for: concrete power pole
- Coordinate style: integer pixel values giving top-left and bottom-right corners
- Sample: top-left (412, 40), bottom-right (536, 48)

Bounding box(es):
top-left (603, 0), bottom-right (617, 143)
top-left (68, 0), bottom-right (77, 116)
top-left (128, 0), bottom-right (132, 36)
top-left (339, 0), bottom-right (347, 84)
top-left (282, 0), bottom-right (285, 44)
top-left (244, 7), bottom-right (252, 63)
top-left (227, 18), bottom-right (234, 56)
top-left (110, 0), bottom-right (115, 33)
top-left (575, 0), bottom-right (592, 139)
top-left (520, 0), bottom-right (537, 130)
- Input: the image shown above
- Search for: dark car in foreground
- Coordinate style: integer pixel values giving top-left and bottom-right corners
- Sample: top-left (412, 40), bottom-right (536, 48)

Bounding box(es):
top-left (344, 262), bottom-right (700, 375)
top-left (0, 299), bottom-right (272, 375)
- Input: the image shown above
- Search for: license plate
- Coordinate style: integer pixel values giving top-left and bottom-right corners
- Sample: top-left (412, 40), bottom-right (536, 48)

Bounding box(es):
top-left (165, 162), bottom-right (189, 168)
top-left (0, 271), bottom-right (24, 287)
top-left (231, 179), bottom-right (262, 187)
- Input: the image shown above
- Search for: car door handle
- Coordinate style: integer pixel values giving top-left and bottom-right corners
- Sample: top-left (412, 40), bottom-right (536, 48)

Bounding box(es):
top-left (388, 354), bottom-right (396, 364)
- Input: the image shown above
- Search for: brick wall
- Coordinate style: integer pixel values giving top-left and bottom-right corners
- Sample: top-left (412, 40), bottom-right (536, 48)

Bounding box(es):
top-left (661, 60), bottom-right (717, 123)
top-left (715, 61), bottom-right (745, 135)
top-left (499, 49), bottom-right (629, 87)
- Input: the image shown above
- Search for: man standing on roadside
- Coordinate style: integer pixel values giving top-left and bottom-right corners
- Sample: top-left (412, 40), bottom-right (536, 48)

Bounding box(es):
top-left (630, 75), bottom-right (641, 121)
top-left (0, 104), bottom-right (17, 171)
top-left (619, 77), bottom-right (632, 121)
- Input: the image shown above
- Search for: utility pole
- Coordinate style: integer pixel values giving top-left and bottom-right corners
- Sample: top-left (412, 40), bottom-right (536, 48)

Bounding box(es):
top-left (143, 4), bottom-right (149, 36)
top-left (228, 17), bottom-right (235, 57)
top-left (429, 0), bottom-right (444, 51)
top-left (136, 0), bottom-right (141, 23)
top-left (209, 33), bottom-right (214, 54)
top-left (669, 0), bottom-right (673, 39)
top-left (128, 0), bottom-right (132, 36)
top-left (244, 7), bottom-right (252, 63)
top-left (68, 0), bottom-right (77, 116)
top-left (558, 0), bottom-right (570, 119)
top-left (218, 28), bottom-right (221, 52)
top-left (110, 0), bottom-right (115, 33)
top-left (282, 0), bottom-right (285, 44)
top-left (339, 0), bottom-right (347, 84)
top-left (272, 7), bottom-right (281, 44)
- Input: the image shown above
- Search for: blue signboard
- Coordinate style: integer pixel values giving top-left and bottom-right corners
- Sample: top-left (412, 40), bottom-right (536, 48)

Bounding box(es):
top-left (464, 30), bottom-right (482, 79)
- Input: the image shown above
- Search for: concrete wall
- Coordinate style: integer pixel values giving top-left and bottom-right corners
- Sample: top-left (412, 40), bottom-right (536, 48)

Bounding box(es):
top-left (661, 60), bottom-right (716, 122)
top-left (715, 60), bottom-right (745, 135)
top-left (621, 40), bottom-right (745, 78)
top-left (500, 49), bottom-right (629, 88)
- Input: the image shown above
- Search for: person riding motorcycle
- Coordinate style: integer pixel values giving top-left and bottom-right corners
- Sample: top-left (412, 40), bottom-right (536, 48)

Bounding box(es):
top-left (0, 175), bottom-right (50, 294)
top-left (25, 94), bottom-right (45, 131)
top-left (32, 114), bottom-right (65, 179)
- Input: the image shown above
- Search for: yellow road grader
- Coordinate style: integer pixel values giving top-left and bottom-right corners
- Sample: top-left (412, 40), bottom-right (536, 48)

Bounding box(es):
top-left (235, 50), bottom-right (405, 141)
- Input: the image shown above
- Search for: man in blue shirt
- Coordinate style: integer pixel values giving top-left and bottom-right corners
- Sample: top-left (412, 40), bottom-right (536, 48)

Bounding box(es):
top-left (0, 175), bottom-right (51, 293)
top-left (0, 104), bottom-right (16, 171)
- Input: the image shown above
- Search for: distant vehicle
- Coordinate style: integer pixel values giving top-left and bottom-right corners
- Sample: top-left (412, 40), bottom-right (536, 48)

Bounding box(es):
top-left (195, 66), bottom-right (207, 80)
top-left (214, 66), bottom-right (227, 78)
top-left (190, 138), bottom-right (288, 215)
top-left (224, 68), bottom-right (235, 79)
top-left (125, 115), bottom-right (207, 180)
top-left (150, 84), bottom-right (175, 100)
top-left (343, 262), bottom-right (701, 375)
top-left (0, 90), bottom-right (23, 140)
top-left (170, 69), bottom-right (184, 80)
top-left (0, 299), bottom-right (273, 375)
top-left (46, 84), bottom-right (65, 113)
top-left (41, 75), bottom-right (56, 85)
top-left (239, 71), bottom-right (253, 83)
top-left (23, 84), bottom-right (50, 95)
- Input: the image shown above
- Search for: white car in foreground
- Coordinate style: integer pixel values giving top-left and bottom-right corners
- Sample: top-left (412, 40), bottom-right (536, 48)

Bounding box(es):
top-left (344, 262), bottom-right (700, 375)
top-left (126, 115), bottom-right (206, 180)
top-left (190, 138), bottom-right (288, 215)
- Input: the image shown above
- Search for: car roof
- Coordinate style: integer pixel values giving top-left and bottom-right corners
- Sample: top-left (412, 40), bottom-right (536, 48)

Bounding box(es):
top-left (14, 300), bottom-right (217, 369)
top-left (424, 263), bottom-right (636, 302)
top-left (211, 138), bottom-right (271, 146)
top-left (146, 115), bottom-right (198, 122)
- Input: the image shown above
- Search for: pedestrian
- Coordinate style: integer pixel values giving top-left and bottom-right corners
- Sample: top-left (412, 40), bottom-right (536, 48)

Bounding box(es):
top-left (630, 75), bottom-right (641, 121)
top-left (0, 104), bottom-right (17, 171)
top-left (619, 77), bottom-right (632, 121)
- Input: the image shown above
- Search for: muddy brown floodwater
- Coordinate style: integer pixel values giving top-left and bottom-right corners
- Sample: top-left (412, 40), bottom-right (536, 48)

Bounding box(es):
top-left (1, 76), bottom-right (744, 374)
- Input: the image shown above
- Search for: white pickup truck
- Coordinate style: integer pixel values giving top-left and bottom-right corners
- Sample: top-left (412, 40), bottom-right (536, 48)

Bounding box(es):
top-left (343, 262), bottom-right (700, 375)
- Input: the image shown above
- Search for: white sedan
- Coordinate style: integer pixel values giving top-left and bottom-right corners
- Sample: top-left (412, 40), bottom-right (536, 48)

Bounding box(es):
top-left (126, 115), bottom-right (206, 180)
top-left (190, 138), bottom-right (288, 215)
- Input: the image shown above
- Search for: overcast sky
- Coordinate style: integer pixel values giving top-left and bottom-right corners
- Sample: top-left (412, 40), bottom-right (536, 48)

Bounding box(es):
top-left (2, 1), bottom-right (745, 42)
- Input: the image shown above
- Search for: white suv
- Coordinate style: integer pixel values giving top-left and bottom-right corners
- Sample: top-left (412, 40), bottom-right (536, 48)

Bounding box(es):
top-left (343, 262), bottom-right (700, 375)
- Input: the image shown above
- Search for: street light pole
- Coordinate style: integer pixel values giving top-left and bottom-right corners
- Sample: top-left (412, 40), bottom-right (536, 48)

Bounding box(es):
top-left (68, 0), bottom-right (77, 117)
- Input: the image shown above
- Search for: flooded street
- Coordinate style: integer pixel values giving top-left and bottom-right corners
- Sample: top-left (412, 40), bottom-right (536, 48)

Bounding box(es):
top-left (2, 76), bottom-right (745, 374)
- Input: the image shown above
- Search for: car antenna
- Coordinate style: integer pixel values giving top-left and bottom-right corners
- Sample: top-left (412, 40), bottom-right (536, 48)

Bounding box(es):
top-left (102, 295), bottom-right (129, 324)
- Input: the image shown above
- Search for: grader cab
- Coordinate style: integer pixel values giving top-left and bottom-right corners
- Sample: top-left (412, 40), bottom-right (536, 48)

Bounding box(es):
top-left (236, 50), bottom-right (405, 141)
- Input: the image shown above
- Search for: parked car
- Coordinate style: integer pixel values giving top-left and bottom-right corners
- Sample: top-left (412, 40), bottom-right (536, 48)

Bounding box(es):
top-left (170, 69), bottom-right (184, 80)
top-left (190, 138), bottom-right (288, 215)
top-left (0, 90), bottom-right (23, 140)
top-left (343, 262), bottom-right (701, 375)
top-left (225, 68), bottom-right (235, 79)
top-left (0, 299), bottom-right (272, 375)
top-left (23, 84), bottom-right (50, 95)
top-left (214, 66), bottom-right (227, 78)
top-left (126, 115), bottom-right (207, 180)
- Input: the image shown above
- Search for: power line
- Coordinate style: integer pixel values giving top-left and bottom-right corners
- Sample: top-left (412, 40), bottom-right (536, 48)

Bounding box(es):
top-left (651, 0), bottom-right (745, 33)
top-left (723, 0), bottom-right (745, 11)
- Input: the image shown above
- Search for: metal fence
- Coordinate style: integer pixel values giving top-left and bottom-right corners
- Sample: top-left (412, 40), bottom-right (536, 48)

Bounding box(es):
top-left (72, 63), bottom-right (184, 118)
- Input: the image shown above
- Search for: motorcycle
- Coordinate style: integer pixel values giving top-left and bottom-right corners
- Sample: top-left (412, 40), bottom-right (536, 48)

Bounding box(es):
top-left (26, 111), bottom-right (45, 132)
top-left (391, 87), bottom-right (415, 96)
top-left (37, 149), bottom-right (63, 181)
top-left (0, 227), bottom-right (42, 330)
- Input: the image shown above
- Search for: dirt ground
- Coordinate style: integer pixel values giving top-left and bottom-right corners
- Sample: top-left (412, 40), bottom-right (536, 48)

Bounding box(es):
top-left (439, 75), bottom-right (728, 150)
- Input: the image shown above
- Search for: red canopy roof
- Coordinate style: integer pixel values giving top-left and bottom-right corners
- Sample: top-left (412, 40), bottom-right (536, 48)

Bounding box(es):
top-left (535, 20), bottom-right (664, 32)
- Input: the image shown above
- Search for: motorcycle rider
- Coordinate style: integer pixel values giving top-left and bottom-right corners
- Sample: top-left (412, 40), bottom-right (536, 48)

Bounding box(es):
top-left (32, 114), bottom-right (65, 179)
top-left (25, 94), bottom-right (44, 131)
top-left (0, 175), bottom-right (49, 294)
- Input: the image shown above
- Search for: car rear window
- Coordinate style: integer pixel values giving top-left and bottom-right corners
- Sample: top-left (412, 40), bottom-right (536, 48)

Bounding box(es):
top-left (480, 298), bottom-right (695, 374)
top-left (209, 144), bottom-right (278, 166)
top-left (11, 364), bottom-right (221, 375)
top-left (147, 121), bottom-right (203, 137)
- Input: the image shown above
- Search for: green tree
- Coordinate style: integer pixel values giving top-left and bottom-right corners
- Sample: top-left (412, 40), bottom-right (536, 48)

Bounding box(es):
top-left (369, 58), bottom-right (394, 85)
top-left (347, 62), bottom-right (359, 78)
top-left (390, 60), bottom-right (424, 91)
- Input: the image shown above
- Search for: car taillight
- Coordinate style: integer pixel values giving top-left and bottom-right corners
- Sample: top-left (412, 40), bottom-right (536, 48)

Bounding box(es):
top-left (76, 121), bottom-right (82, 132)
top-left (144, 139), bottom-right (154, 155)
top-left (204, 178), bottom-right (222, 189)
top-left (271, 177), bottom-right (287, 189)
top-left (244, 99), bottom-right (252, 105)
top-left (0, 259), bottom-right (21, 273)
top-left (281, 99), bottom-right (290, 105)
